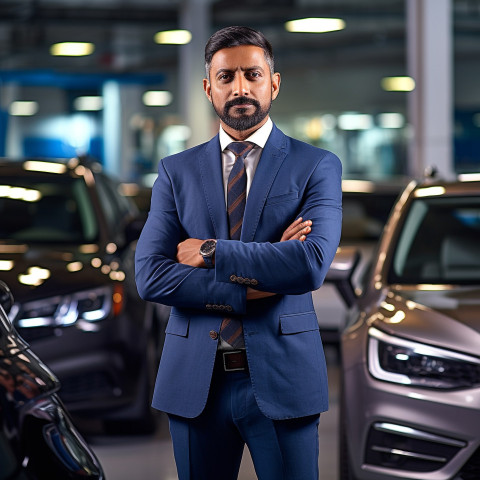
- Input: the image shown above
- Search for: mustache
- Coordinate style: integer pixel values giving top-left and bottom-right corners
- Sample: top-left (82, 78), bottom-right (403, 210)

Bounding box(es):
top-left (225, 97), bottom-right (260, 109)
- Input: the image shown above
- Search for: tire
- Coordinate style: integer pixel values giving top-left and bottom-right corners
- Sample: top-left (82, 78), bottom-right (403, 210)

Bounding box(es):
top-left (104, 306), bottom-right (165, 435)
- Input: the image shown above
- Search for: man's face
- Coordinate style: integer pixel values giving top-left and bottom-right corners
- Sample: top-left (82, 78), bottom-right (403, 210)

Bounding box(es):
top-left (204, 45), bottom-right (280, 136)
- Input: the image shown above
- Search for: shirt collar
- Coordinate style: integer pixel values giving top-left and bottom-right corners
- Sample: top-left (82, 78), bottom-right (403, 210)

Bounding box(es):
top-left (219, 117), bottom-right (273, 152)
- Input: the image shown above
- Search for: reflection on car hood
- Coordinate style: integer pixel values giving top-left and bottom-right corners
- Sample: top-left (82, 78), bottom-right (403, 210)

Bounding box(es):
top-left (0, 243), bottom-right (114, 302)
top-left (373, 286), bottom-right (480, 357)
top-left (0, 314), bottom-right (60, 401)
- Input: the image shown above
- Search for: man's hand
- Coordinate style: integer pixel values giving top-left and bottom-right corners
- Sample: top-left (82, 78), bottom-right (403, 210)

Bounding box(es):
top-left (247, 217), bottom-right (312, 300)
top-left (176, 238), bottom-right (205, 267)
top-left (280, 217), bottom-right (312, 242)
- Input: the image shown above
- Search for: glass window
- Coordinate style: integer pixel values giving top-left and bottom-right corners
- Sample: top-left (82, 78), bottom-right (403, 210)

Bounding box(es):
top-left (93, 174), bottom-right (135, 232)
top-left (0, 176), bottom-right (98, 243)
top-left (389, 196), bottom-right (480, 284)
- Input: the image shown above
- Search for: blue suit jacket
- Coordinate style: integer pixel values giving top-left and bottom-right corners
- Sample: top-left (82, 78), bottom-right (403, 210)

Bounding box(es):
top-left (135, 124), bottom-right (342, 420)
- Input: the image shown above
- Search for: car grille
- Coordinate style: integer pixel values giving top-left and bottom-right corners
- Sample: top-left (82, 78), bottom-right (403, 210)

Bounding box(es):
top-left (456, 446), bottom-right (480, 480)
top-left (17, 326), bottom-right (55, 342)
top-left (365, 422), bottom-right (467, 473)
top-left (59, 371), bottom-right (119, 403)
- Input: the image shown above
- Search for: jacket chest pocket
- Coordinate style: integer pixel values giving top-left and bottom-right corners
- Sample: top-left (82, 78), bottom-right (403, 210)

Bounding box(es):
top-left (165, 313), bottom-right (190, 337)
top-left (264, 191), bottom-right (299, 207)
top-left (280, 312), bottom-right (319, 335)
top-left (260, 192), bottom-right (301, 239)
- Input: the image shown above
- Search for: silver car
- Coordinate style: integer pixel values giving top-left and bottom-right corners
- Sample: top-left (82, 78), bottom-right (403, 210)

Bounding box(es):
top-left (328, 176), bottom-right (480, 480)
top-left (313, 179), bottom-right (404, 343)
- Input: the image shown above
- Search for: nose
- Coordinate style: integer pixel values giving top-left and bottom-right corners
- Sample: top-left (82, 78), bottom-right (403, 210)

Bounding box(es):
top-left (233, 74), bottom-right (249, 96)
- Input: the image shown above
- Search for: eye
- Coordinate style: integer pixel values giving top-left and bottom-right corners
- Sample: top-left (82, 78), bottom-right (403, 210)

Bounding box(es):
top-left (247, 71), bottom-right (261, 79)
top-left (218, 73), bottom-right (233, 82)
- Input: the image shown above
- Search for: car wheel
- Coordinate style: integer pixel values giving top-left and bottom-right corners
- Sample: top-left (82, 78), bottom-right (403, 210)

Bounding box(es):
top-left (103, 353), bottom-right (157, 435)
top-left (104, 307), bottom-right (164, 435)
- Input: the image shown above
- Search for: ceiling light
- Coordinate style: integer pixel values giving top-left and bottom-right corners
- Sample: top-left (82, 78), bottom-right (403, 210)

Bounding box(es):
top-left (50, 42), bottom-right (95, 56)
top-left (154, 30), bottom-right (192, 45)
top-left (67, 262), bottom-right (83, 272)
top-left (74, 96), bottom-right (103, 111)
top-left (143, 90), bottom-right (173, 107)
top-left (342, 180), bottom-right (375, 193)
top-left (9, 101), bottom-right (38, 116)
top-left (381, 76), bottom-right (415, 92)
top-left (458, 173), bottom-right (480, 182)
top-left (0, 260), bottom-right (14, 271)
top-left (378, 113), bottom-right (405, 129)
top-left (285, 18), bottom-right (345, 33)
top-left (414, 186), bottom-right (446, 197)
top-left (23, 160), bottom-right (67, 174)
top-left (338, 113), bottom-right (373, 130)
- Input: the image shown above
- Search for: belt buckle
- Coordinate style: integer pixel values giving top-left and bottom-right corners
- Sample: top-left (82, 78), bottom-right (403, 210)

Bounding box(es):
top-left (222, 350), bottom-right (246, 372)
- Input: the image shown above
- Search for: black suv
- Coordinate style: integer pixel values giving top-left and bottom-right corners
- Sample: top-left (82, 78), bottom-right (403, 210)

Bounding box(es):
top-left (0, 280), bottom-right (104, 479)
top-left (0, 158), bottom-right (167, 432)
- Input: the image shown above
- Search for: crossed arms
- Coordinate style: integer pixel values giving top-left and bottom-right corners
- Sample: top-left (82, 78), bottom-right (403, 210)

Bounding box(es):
top-left (176, 217), bottom-right (312, 300)
top-left (135, 151), bottom-right (342, 314)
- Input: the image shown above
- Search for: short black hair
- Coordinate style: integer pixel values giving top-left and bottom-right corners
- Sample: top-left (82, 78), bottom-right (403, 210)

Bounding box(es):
top-left (205, 26), bottom-right (275, 79)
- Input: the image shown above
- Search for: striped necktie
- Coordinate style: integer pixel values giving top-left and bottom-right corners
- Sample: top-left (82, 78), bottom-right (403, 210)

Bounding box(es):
top-left (220, 141), bottom-right (254, 348)
top-left (226, 142), bottom-right (254, 240)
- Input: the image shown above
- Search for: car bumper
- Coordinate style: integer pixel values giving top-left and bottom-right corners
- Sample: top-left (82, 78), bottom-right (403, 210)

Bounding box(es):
top-left (342, 332), bottom-right (480, 479)
top-left (17, 313), bottom-right (147, 415)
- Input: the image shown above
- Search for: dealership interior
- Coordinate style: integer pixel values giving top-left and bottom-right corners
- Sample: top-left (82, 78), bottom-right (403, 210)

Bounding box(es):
top-left (1, 1), bottom-right (480, 479)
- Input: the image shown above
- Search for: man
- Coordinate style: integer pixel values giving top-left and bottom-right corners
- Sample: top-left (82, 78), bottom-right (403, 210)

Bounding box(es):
top-left (135, 26), bottom-right (342, 480)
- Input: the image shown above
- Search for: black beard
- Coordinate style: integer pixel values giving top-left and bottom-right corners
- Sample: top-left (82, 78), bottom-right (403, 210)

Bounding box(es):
top-left (213, 96), bottom-right (271, 131)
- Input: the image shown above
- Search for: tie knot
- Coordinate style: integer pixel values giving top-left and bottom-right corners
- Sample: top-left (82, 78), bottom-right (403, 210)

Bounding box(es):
top-left (227, 142), bottom-right (254, 158)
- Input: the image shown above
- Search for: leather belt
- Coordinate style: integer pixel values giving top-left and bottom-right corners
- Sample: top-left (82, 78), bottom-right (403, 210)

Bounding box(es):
top-left (217, 350), bottom-right (248, 372)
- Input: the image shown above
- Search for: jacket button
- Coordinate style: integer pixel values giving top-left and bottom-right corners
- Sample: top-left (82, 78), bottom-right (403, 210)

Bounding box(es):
top-left (230, 274), bottom-right (237, 282)
top-left (251, 279), bottom-right (258, 286)
top-left (237, 276), bottom-right (245, 284)
top-left (209, 330), bottom-right (218, 340)
top-left (226, 305), bottom-right (233, 312)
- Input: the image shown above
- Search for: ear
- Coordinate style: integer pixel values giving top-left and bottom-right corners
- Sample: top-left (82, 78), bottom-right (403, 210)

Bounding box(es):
top-left (271, 72), bottom-right (281, 101)
top-left (203, 78), bottom-right (212, 103)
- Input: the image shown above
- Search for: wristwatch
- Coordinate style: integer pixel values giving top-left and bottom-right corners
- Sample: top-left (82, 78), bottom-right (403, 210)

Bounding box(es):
top-left (199, 239), bottom-right (217, 268)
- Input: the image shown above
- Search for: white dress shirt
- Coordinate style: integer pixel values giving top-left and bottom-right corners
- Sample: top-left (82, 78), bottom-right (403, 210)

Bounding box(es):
top-left (219, 117), bottom-right (273, 206)
top-left (217, 118), bottom-right (273, 351)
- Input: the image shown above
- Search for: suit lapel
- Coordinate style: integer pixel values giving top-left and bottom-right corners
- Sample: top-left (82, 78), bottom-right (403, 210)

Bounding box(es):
top-left (199, 135), bottom-right (230, 239)
top-left (241, 125), bottom-right (288, 242)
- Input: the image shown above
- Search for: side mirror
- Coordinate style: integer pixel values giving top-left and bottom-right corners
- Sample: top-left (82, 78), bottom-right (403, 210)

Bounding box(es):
top-left (0, 280), bottom-right (14, 315)
top-left (325, 247), bottom-right (361, 308)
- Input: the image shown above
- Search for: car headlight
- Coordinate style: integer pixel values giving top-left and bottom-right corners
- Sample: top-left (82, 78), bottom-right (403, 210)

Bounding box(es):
top-left (368, 327), bottom-right (480, 389)
top-left (14, 285), bottom-right (122, 328)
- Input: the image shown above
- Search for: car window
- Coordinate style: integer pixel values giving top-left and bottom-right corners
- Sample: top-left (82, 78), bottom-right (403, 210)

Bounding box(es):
top-left (389, 196), bottom-right (480, 284)
top-left (0, 176), bottom-right (98, 243)
top-left (94, 174), bottom-right (135, 232)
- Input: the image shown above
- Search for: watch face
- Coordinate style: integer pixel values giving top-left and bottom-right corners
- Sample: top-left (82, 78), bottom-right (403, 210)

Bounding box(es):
top-left (200, 240), bottom-right (216, 256)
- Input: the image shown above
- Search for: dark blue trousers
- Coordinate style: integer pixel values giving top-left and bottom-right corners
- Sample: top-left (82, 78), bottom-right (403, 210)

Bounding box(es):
top-left (168, 365), bottom-right (320, 480)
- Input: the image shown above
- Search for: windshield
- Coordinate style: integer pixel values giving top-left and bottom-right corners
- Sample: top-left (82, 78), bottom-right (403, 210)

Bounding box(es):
top-left (389, 195), bottom-right (480, 284)
top-left (0, 176), bottom-right (98, 243)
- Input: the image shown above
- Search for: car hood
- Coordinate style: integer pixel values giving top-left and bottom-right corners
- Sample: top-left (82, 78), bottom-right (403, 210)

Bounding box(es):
top-left (0, 243), bottom-right (115, 303)
top-left (372, 286), bottom-right (480, 357)
top-left (0, 319), bottom-right (60, 399)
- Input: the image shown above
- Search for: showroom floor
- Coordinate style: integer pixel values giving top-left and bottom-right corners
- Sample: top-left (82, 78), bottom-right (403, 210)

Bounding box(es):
top-left (86, 347), bottom-right (340, 480)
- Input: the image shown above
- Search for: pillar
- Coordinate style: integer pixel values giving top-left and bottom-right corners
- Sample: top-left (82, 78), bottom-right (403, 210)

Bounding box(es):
top-left (179, 0), bottom-right (213, 148)
top-left (407, 0), bottom-right (454, 179)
